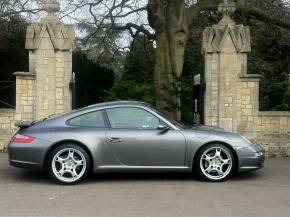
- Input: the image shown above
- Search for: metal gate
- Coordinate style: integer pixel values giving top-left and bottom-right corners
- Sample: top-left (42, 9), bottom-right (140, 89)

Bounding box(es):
top-left (193, 74), bottom-right (205, 124)
top-left (0, 81), bottom-right (16, 109)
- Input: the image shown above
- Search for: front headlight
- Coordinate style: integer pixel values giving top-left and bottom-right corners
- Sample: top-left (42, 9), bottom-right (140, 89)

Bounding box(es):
top-left (254, 152), bottom-right (264, 157)
top-left (241, 135), bottom-right (252, 144)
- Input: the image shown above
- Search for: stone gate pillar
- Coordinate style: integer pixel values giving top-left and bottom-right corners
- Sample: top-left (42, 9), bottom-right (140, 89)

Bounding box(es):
top-left (203, 2), bottom-right (251, 132)
top-left (24, 0), bottom-right (75, 120)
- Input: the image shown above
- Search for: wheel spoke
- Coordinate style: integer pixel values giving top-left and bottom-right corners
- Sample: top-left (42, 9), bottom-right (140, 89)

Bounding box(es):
top-left (68, 149), bottom-right (75, 159)
top-left (70, 168), bottom-right (78, 178)
top-left (222, 159), bottom-right (231, 165)
top-left (205, 166), bottom-right (213, 174)
top-left (58, 168), bottom-right (66, 176)
top-left (217, 169), bottom-right (224, 176)
top-left (75, 160), bottom-right (84, 166)
top-left (214, 148), bottom-right (221, 158)
top-left (55, 156), bottom-right (65, 163)
top-left (203, 154), bottom-right (212, 162)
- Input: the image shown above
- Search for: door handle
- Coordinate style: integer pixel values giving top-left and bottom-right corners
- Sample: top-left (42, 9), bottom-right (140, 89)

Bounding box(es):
top-left (108, 138), bottom-right (122, 143)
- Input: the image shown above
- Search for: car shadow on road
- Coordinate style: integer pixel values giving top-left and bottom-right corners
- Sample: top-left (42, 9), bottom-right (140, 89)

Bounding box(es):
top-left (89, 172), bottom-right (194, 183)
top-left (5, 169), bottom-right (51, 184)
top-left (231, 171), bottom-right (264, 181)
top-left (87, 171), bottom-right (264, 184)
top-left (5, 168), bottom-right (264, 185)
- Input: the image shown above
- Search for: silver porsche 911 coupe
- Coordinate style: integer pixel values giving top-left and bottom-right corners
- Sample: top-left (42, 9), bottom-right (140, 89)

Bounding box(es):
top-left (8, 101), bottom-right (265, 184)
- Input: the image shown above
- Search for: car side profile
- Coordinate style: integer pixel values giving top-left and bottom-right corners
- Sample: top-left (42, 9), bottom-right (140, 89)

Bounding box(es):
top-left (8, 101), bottom-right (265, 184)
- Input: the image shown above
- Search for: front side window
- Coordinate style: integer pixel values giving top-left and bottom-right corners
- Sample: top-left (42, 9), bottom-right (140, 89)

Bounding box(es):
top-left (106, 107), bottom-right (160, 129)
top-left (68, 111), bottom-right (106, 128)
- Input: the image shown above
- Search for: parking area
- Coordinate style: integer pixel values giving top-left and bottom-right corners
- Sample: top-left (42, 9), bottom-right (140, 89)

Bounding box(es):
top-left (0, 153), bottom-right (290, 217)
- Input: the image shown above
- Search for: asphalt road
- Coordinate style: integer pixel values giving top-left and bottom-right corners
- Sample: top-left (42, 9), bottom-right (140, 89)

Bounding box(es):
top-left (0, 154), bottom-right (290, 217)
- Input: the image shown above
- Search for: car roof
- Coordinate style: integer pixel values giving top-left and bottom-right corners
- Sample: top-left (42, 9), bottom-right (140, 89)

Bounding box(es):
top-left (39, 101), bottom-right (152, 123)
top-left (85, 101), bottom-right (151, 109)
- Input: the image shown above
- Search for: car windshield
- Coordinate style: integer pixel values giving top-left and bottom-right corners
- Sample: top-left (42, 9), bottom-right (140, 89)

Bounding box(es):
top-left (149, 106), bottom-right (187, 129)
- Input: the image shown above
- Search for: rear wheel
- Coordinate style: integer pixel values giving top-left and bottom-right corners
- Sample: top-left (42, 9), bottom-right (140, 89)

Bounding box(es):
top-left (48, 144), bottom-right (91, 185)
top-left (195, 144), bottom-right (235, 182)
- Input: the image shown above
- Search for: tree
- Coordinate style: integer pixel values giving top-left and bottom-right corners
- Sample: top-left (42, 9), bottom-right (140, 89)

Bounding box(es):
top-left (183, 1), bottom-right (290, 113)
top-left (104, 33), bottom-right (156, 105)
top-left (124, 33), bottom-right (155, 83)
top-left (0, 0), bottom-right (41, 21)
top-left (76, 22), bottom-right (125, 72)
top-left (3, 0), bottom-right (290, 119)
top-left (0, 15), bottom-right (28, 108)
top-left (104, 79), bottom-right (155, 105)
top-left (72, 51), bottom-right (115, 108)
top-left (74, 0), bottom-right (290, 120)
top-left (148, 0), bottom-right (290, 119)
top-left (247, 20), bottom-right (290, 111)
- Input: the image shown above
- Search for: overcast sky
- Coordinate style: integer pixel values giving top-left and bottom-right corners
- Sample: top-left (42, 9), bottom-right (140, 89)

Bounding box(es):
top-left (25, 0), bottom-right (290, 48)
top-left (25, 0), bottom-right (149, 47)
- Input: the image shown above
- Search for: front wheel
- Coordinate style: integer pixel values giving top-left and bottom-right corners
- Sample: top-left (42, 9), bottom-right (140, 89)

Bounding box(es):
top-left (195, 144), bottom-right (235, 182)
top-left (48, 144), bottom-right (91, 185)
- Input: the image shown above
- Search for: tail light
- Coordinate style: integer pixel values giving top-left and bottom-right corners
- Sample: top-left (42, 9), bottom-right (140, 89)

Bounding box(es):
top-left (11, 134), bottom-right (35, 143)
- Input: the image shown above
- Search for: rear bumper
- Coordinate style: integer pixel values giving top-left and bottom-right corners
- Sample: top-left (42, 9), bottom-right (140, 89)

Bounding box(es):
top-left (8, 139), bottom-right (51, 171)
top-left (9, 159), bottom-right (42, 171)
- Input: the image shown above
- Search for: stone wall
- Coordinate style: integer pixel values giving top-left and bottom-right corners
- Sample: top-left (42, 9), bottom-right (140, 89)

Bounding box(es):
top-left (237, 78), bottom-right (290, 157)
top-left (0, 109), bottom-right (16, 151)
top-left (0, 0), bottom-right (74, 151)
top-left (203, 8), bottom-right (290, 157)
top-left (15, 72), bottom-right (35, 122)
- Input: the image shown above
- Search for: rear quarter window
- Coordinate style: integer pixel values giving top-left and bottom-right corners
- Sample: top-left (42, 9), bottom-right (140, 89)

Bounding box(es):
top-left (68, 111), bottom-right (106, 128)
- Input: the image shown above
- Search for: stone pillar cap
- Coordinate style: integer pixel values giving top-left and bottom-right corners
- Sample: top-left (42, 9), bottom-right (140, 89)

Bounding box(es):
top-left (14, 71), bottom-right (36, 76)
top-left (14, 72), bottom-right (36, 80)
top-left (218, 1), bottom-right (236, 26)
top-left (42, 0), bottom-right (60, 23)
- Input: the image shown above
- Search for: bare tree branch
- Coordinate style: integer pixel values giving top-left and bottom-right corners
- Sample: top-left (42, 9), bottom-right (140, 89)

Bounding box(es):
top-left (187, 0), bottom-right (290, 29)
top-left (0, 0), bottom-right (41, 19)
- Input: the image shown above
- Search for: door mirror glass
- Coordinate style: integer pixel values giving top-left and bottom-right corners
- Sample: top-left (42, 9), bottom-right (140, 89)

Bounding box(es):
top-left (157, 124), bottom-right (169, 131)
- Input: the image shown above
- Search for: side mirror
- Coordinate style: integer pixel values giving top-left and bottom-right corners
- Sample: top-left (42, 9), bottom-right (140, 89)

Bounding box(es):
top-left (157, 124), bottom-right (170, 131)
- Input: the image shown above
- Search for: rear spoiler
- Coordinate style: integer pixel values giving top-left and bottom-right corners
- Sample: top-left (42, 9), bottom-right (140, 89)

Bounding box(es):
top-left (15, 121), bottom-right (34, 129)
top-left (15, 117), bottom-right (49, 129)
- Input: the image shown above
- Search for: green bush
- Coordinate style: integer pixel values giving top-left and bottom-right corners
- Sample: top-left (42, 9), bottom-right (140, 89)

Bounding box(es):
top-left (104, 79), bottom-right (155, 105)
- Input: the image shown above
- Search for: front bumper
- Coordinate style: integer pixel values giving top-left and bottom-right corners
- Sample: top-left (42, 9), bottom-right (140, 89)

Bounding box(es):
top-left (239, 155), bottom-right (265, 172)
top-left (237, 143), bottom-right (265, 172)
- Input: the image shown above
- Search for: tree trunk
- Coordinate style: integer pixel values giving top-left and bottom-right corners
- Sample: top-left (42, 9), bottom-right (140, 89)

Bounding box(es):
top-left (149, 0), bottom-right (188, 120)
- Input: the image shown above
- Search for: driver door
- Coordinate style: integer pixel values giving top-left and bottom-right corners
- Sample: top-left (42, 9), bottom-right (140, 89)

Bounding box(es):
top-left (105, 107), bottom-right (186, 166)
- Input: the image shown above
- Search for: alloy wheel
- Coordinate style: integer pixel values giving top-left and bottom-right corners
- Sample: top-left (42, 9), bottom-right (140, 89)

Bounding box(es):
top-left (199, 147), bottom-right (233, 181)
top-left (51, 148), bottom-right (87, 183)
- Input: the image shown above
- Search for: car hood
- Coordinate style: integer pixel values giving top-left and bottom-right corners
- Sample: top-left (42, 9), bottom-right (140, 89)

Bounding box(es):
top-left (182, 125), bottom-right (241, 141)
top-left (190, 125), bottom-right (225, 132)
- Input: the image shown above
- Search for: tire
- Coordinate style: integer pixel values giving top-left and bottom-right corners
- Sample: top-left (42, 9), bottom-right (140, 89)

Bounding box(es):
top-left (195, 144), bottom-right (236, 182)
top-left (48, 144), bottom-right (91, 185)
